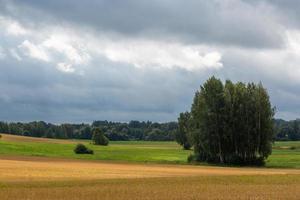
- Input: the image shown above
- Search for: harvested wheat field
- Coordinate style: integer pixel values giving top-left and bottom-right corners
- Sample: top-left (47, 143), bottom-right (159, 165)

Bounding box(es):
top-left (0, 134), bottom-right (78, 144)
top-left (0, 156), bottom-right (299, 200)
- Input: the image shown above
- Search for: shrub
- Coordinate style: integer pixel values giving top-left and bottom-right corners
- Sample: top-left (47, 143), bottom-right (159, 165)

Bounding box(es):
top-left (187, 154), bottom-right (196, 163)
top-left (74, 144), bottom-right (94, 154)
top-left (290, 146), bottom-right (297, 150)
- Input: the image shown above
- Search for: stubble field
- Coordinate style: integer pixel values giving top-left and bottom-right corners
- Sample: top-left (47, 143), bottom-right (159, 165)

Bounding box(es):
top-left (0, 156), bottom-right (300, 200)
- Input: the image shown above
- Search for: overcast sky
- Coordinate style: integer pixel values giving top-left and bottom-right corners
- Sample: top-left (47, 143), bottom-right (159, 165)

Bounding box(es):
top-left (0, 0), bottom-right (300, 123)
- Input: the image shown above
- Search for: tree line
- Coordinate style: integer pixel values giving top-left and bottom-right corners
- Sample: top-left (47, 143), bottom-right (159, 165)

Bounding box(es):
top-left (274, 119), bottom-right (300, 141)
top-left (0, 119), bottom-right (298, 142)
top-left (176, 77), bottom-right (275, 165)
top-left (0, 120), bottom-right (177, 141)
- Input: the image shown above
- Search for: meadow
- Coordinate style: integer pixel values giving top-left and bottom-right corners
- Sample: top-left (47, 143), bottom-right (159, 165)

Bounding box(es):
top-left (0, 134), bottom-right (300, 200)
top-left (0, 134), bottom-right (299, 168)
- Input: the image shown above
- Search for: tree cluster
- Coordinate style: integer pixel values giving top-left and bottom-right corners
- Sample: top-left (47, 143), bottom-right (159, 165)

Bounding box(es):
top-left (176, 77), bottom-right (275, 165)
top-left (274, 119), bottom-right (300, 141)
top-left (0, 120), bottom-right (177, 141)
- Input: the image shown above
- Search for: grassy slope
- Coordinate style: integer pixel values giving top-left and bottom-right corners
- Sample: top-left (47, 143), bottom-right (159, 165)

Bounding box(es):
top-left (0, 134), bottom-right (299, 168)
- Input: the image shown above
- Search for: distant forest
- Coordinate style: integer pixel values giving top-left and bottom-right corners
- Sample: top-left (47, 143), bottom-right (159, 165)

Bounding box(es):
top-left (274, 119), bottom-right (300, 141)
top-left (0, 120), bottom-right (177, 141)
top-left (0, 119), bottom-right (299, 141)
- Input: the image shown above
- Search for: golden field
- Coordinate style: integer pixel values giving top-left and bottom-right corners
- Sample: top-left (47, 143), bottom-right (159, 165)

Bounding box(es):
top-left (0, 156), bottom-right (300, 200)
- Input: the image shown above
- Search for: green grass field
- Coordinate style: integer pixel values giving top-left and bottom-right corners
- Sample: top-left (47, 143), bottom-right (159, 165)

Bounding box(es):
top-left (0, 140), bottom-right (189, 164)
top-left (0, 134), bottom-right (299, 168)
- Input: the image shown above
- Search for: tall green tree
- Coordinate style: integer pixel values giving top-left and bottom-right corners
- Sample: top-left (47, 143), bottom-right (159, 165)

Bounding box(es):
top-left (176, 112), bottom-right (192, 150)
top-left (92, 128), bottom-right (109, 146)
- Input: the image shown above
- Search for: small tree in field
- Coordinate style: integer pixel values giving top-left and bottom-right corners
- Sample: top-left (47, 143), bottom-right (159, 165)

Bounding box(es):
top-left (92, 128), bottom-right (109, 146)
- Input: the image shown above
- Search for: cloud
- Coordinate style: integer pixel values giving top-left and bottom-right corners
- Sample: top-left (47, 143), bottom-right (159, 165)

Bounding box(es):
top-left (0, 46), bottom-right (5, 59)
top-left (6, 21), bottom-right (29, 36)
top-left (1, 15), bottom-right (223, 72)
top-left (57, 62), bottom-right (75, 73)
top-left (9, 48), bottom-right (22, 61)
top-left (19, 40), bottom-right (50, 62)
top-left (42, 34), bottom-right (91, 66)
top-left (0, 0), bottom-right (300, 122)
top-left (0, 16), bottom-right (29, 36)
top-left (0, 0), bottom-right (285, 48)
top-left (93, 39), bottom-right (223, 71)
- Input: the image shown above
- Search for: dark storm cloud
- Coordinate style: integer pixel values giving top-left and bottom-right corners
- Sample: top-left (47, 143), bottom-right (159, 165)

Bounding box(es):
top-left (242, 0), bottom-right (300, 27)
top-left (0, 0), bottom-right (284, 48)
top-left (0, 55), bottom-right (211, 123)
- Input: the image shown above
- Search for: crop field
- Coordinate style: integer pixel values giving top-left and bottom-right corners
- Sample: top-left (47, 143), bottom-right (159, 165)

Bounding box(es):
top-left (0, 134), bottom-right (300, 199)
top-left (0, 156), bottom-right (300, 200)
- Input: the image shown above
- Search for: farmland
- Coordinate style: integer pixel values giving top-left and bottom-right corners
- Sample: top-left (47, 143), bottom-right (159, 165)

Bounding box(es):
top-left (0, 134), bottom-right (300, 199)
top-left (0, 134), bottom-right (299, 168)
top-left (1, 156), bottom-right (300, 200)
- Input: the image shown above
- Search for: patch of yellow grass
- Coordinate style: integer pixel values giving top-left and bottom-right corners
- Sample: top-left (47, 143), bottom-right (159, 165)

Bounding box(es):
top-left (0, 156), bottom-right (299, 182)
top-left (0, 157), bottom-right (300, 199)
top-left (1, 175), bottom-right (300, 200)
top-left (0, 133), bottom-right (77, 144)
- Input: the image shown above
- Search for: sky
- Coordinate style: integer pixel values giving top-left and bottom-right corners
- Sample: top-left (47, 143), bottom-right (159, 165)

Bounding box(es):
top-left (0, 0), bottom-right (300, 123)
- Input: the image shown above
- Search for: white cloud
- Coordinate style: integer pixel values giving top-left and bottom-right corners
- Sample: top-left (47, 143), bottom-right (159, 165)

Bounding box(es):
top-left (19, 40), bottom-right (50, 62)
top-left (57, 62), bottom-right (75, 73)
top-left (0, 46), bottom-right (6, 59)
top-left (1, 16), bottom-right (223, 72)
top-left (0, 16), bottom-right (29, 36)
top-left (9, 49), bottom-right (22, 61)
top-left (42, 34), bottom-right (91, 65)
top-left (90, 38), bottom-right (223, 71)
top-left (6, 21), bottom-right (29, 36)
top-left (36, 29), bottom-right (222, 72)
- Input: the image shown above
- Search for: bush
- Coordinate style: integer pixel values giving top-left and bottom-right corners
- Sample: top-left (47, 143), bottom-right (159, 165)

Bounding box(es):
top-left (74, 144), bottom-right (94, 154)
top-left (290, 146), bottom-right (297, 150)
top-left (0, 134), bottom-right (2, 139)
top-left (187, 154), bottom-right (196, 163)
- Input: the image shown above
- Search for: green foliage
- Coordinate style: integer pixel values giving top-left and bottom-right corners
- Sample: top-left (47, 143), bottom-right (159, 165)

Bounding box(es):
top-left (274, 119), bottom-right (300, 141)
top-left (185, 77), bottom-right (275, 165)
top-left (145, 129), bottom-right (173, 141)
top-left (92, 128), bottom-right (109, 146)
top-left (74, 143), bottom-right (94, 154)
top-left (176, 112), bottom-right (192, 150)
top-left (0, 120), bottom-right (177, 141)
